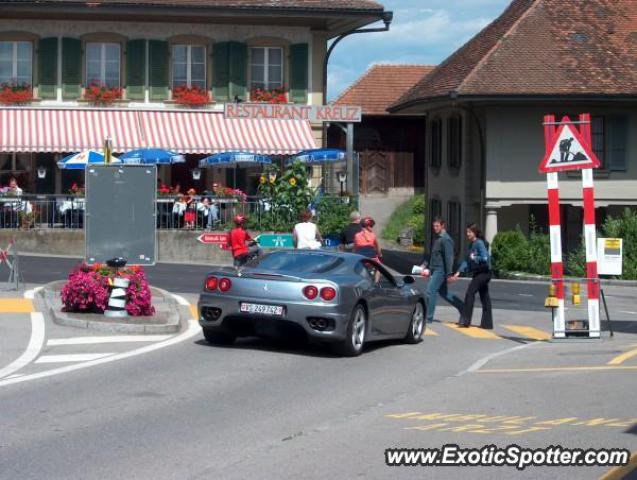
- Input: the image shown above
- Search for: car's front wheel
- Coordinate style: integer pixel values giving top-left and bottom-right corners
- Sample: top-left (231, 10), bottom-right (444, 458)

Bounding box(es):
top-left (202, 327), bottom-right (236, 345)
top-left (404, 301), bottom-right (425, 344)
top-left (335, 304), bottom-right (366, 357)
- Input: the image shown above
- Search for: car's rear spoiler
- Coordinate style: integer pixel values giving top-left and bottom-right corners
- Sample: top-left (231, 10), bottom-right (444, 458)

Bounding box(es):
top-left (238, 271), bottom-right (305, 282)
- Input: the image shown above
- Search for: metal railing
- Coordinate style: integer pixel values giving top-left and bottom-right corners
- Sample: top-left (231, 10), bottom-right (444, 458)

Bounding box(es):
top-left (0, 194), bottom-right (336, 231)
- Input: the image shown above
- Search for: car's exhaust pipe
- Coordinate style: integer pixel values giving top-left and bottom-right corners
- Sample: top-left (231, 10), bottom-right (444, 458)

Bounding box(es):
top-left (308, 317), bottom-right (333, 331)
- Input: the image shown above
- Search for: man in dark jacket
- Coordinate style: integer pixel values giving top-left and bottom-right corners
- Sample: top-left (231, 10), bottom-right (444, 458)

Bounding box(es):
top-left (420, 217), bottom-right (464, 323)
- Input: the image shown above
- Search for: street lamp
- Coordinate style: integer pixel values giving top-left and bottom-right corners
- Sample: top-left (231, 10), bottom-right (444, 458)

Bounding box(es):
top-left (191, 168), bottom-right (202, 181)
top-left (337, 171), bottom-right (347, 196)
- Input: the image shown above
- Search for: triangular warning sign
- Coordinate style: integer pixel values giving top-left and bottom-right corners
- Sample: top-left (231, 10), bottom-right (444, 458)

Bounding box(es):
top-left (539, 118), bottom-right (601, 173)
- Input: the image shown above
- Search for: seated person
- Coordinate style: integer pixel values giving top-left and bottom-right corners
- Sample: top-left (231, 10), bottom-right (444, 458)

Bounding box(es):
top-left (172, 193), bottom-right (187, 228)
top-left (197, 197), bottom-right (220, 230)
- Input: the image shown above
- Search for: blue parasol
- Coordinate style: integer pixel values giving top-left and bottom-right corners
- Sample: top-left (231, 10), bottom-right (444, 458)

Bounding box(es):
top-left (120, 148), bottom-right (185, 165)
top-left (199, 152), bottom-right (272, 188)
top-left (57, 150), bottom-right (121, 169)
top-left (285, 149), bottom-right (346, 166)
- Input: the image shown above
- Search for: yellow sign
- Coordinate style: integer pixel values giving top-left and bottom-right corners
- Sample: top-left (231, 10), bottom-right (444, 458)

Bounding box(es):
top-left (605, 239), bottom-right (620, 249)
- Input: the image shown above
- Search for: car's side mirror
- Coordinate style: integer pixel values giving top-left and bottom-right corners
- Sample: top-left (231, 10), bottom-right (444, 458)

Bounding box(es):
top-left (403, 275), bottom-right (416, 285)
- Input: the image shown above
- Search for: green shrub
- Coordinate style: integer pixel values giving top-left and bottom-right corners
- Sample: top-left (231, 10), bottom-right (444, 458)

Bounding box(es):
top-left (526, 233), bottom-right (551, 275)
top-left (491, 229), bottom-right (529, 273)
top-left (381, 194), bottom-right (426, 246)
top-left (566, 242), bottom-right (587, 278)
top-left (315, 196), bottom-right (352, 236)
top-left (601, 208), bottom-right (637, 279)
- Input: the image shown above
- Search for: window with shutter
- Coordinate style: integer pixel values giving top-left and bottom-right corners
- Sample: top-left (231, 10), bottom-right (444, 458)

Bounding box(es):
top-left (62, 37), bottom-right (81, 99)
top-left (607, 115), bottom-right (628, 172)
top-left (430, 118), bottom-right (442, 169)
top-left (289, 43), bottom-right (308, 104)
top-left (213, 42), bottom-right (230, 102)
top-left (0, 41), bottom-right (33, 86)
top-left (447, 115), bottom-right (462, 170)
top-left (228, 42), bottom-right (247, 102)
top-left (148, 40), bottom-right (168, 101)
top-left (38, 38), bottom-right (57, 99)
top-left (126, 39), bottom-right (146, 100)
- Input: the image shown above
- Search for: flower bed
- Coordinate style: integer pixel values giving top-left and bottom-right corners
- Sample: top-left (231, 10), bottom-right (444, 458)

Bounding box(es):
top-left (61, 262), bottom-right (155, 316)
top-left (84, 83), bottom-right (122, 104)
top-left (173, 85), bottom-right (209, 106)
top-left (250, 86), bottom-right (287, 104)
top-left (0, 82), bottom-right (33, 104)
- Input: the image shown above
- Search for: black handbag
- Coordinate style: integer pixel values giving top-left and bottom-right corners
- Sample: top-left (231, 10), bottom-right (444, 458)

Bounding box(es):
top-left (469, 258), bottom-right (490, 274)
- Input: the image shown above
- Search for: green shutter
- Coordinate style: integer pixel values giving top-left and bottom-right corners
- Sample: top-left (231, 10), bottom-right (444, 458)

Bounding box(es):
top-left (228, 42), bottom-right (247, 102)
top-left (607, 115), bottom-right (628, 172)
top-left (62, 37), bottom-right (81, 99)
top-left (148, 40), bottom-right (168, 101)
top-left (290, 43), bottom-right (308, 104)
top-left (126, 39), bottom-right (146, 100)
top-left (213, 42), bottom-right (230, 102)
top-left (37, 37), bottom-right (58, 99)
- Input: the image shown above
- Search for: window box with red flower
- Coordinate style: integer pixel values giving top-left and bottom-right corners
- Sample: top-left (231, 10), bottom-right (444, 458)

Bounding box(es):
top-left (250, 86), bottom-right (288, 104)
top-left (84, 83), bottom-right (122, 105)
top-left (0, 82), bottom-right (33, 105)
top-left (172, 85), bottom-right (210, 106)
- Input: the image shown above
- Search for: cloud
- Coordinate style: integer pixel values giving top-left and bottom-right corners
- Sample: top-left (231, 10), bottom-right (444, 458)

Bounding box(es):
top-left (327, 0), bottom-right (511, 99)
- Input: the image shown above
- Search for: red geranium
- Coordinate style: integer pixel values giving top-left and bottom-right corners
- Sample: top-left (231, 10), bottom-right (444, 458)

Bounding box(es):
top-left (173, 85), bottom-right (210, 106)
top-left (250, 85), bottom-right (287, 104)
top-left (0, 82), bottom-right (33, 104)
top-left (84, 83), bottom-right (122, 104)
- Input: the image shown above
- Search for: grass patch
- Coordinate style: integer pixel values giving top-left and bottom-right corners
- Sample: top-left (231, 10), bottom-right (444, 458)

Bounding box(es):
top-left (381, 195), bottom-right (425, 246)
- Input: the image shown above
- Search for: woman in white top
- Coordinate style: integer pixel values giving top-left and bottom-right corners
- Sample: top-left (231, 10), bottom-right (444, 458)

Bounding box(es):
top-left (293, 210), bottom-right (322, 250)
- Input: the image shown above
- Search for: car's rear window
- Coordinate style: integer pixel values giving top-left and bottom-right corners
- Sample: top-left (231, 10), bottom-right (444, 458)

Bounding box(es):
top-left (252, 252), bottom-right (344, 274)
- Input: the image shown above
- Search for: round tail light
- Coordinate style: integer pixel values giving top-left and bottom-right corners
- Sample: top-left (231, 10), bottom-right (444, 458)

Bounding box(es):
top-left (219, 278), bottom-right (232, 292)
top-left (205, 276), bottom-right (218, 291)
top-left (303, 285), bottom-right (318, 300)
top-left (320, 287), bottom-right (336, 301)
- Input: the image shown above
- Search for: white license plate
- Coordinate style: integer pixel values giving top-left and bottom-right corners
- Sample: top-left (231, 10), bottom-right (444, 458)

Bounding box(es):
top-left (240, 303), bottom-right (284, 316)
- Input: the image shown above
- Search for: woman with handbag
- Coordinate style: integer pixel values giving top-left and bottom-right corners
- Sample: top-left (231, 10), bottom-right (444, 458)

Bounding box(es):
top-left (452, 224), bottom-right (493, 329)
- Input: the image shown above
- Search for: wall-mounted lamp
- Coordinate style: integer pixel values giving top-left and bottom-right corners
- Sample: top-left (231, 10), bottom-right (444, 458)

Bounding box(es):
top-left (268, 172), bottom-right (277, 183)
top-left (191, 168), bottom-right (202, 180)
top-left (37, 166), bottom-right (47, 179)
top-left (337, 171), bottom-right (347, 196)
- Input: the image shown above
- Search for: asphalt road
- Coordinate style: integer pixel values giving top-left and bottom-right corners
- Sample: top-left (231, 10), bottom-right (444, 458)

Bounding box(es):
top-left (1, 256), bottom-right (635, 479)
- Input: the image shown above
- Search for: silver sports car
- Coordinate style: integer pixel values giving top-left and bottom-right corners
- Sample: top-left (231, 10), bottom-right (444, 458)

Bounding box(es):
top-left (197, 250), bottom-right (426, 356)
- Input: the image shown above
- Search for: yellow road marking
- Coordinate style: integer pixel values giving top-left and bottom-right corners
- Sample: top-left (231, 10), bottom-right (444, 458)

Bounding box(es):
top-left (478, 365), bottom-right (637, 374)
top-left (599, 451), bottom-right (637, 480)
top-left (189, 304), bottom-right (198, 321)
top-left (424, 327), bottom-right (438, 336)
top-left (443, 322), bottom-right (501, 339)
top-left (0, 299), bottom-right (34, 313)
top-left (502, 325), bottom-right (550, 341)
top-left (608, 347), bottom-right (637, 366)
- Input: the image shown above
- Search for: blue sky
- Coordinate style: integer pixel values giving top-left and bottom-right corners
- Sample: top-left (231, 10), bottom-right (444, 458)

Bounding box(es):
top-left (328, 0), bottom-right (512, 100)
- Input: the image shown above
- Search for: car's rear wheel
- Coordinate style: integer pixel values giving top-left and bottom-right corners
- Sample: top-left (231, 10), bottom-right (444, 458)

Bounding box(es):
top-left (335, 304), bottom-right (366, 357)
top-left (202, 327), bottom-right (236, 345)
top-left (404, 301), bottom-right (425, 344)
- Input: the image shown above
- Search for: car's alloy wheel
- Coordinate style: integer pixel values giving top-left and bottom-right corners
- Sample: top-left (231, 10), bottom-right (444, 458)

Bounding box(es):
top-left (404, 302), bottom-right (425, 344)
top-left (335, 304), bottom-right (366, 357)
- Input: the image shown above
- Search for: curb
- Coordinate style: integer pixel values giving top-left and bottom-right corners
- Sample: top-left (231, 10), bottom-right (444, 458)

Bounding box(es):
top-left (38, 281), bottom-right (186, 334)
top-left (496, 271), bottom-right (637, 287)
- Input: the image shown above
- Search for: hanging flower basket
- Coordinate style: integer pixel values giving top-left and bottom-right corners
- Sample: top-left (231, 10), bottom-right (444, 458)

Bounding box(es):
top-left (173, 86), bottom-right (210, 106)
top-left (0, 82), bottom-right (33, 105)
top-left (84, 83), bottom-right (122, 105)
top-left (250, 86), bottom-right (288, 104)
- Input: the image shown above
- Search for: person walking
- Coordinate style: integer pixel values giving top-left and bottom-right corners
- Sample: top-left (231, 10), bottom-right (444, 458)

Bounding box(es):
top-left (452, 224), bottom-right (493, 329)
top-left (340, 211), bottom-right (363, 252)
top-left (420, 217), bottom-right (464, 323)
top-left (293, 210), bottom-right (322, 250)
top-left (353, 217), bottom-right (382, 263)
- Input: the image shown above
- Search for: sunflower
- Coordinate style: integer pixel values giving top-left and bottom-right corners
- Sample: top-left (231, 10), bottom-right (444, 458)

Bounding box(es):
top-left (289, 177), bottom-right (297, 186)
top-left (259, 176), bottom-right (266, 185)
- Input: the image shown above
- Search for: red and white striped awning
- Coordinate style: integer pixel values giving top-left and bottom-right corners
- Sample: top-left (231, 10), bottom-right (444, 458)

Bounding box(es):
top-left (0, 108), bottom-right (144, 153)
top-left (138, 110), bottom-right (315, 154)
top-left (0, 107), bottom-right (317, 154)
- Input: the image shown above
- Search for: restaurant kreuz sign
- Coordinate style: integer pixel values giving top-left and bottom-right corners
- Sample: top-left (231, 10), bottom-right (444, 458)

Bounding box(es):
top-left (224, 103), bottom-right (362, 123)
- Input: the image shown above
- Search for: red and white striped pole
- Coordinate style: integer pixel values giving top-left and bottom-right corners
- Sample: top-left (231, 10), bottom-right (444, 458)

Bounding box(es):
top-left (544, 115), bottom-right (566, 338)
top-left (579, 114), bottom-right (601, 338)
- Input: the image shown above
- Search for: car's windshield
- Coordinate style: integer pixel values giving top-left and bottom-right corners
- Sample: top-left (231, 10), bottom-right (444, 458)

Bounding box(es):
top-left (251, 252), bottom-right (344, 274)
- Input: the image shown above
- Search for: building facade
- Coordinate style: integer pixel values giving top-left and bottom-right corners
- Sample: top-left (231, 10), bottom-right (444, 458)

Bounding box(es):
top-left (391, 0), bottom-right (637, 252)
top-left (0, 0), bottom-right (387, 194)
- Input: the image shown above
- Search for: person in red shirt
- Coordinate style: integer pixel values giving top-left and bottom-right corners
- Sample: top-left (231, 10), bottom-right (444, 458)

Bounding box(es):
top-left (228, 214), bottom-right (262, 267)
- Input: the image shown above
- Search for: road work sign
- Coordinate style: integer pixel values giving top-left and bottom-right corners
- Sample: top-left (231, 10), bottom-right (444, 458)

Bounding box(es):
top-left (597, 238), bottom-right (623, 276)
top-left (539, 119), bottom-right (601, 173)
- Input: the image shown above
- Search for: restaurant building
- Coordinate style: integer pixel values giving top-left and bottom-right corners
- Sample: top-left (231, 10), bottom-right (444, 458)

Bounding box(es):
top-left (0, 0), bottom-right (388, 194)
